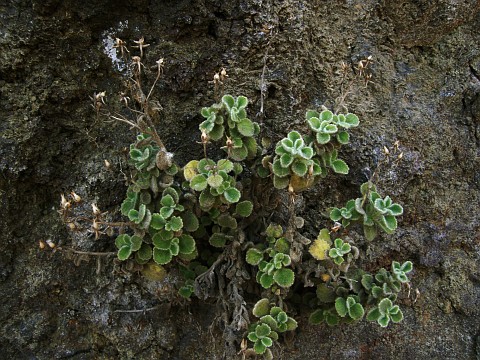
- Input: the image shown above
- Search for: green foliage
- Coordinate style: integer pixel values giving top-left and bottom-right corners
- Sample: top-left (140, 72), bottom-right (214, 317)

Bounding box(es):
top-left (247, 299), bottom-right (297, 354)
top-left (115, 234), bottom-right (142, 260)
top-left (96, 88), bottom-right (412, 359)
top-left (330, 181), bottom-right (403, 240)
top-left (366, 298), bottom-right (404, 327)
top-left (328, 238), bottom-right (351, 265)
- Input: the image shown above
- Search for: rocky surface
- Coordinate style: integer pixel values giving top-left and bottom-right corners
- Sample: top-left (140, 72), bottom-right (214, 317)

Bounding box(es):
top-left (1, 0), bottom-right (479, 359)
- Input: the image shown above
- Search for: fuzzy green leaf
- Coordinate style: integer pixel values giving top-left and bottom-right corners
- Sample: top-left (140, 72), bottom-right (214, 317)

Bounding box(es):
top-left (130, 235), bottom-right (143, 252)
top-left (335, 297), bottom-right (348, 317)
top-left (254, 341), bottom-right (267, 355)
top-left (136, 243), bottom-right (152, 261)
top-left (273, 175), bottom-right (289, 189)
top-left (246, 248), bottom-right (264, 265)
top-left (235, 200), bottom-right (253, 217)
top-left (153, 248), bottom-right (173, 265)
top-left (331, 159), bottom-right (349, 174)
top-left (150, 213), bottom-right (166, 230)
top-left (223, 187), bottom-right (241, 203)
top-left (199, 190), bottom-right (216, 209)
top-left (273, 268), bottom-right (295, 288)
top-left (207, 174), bottom-right (224, 188)
top-left (181, 211), bottom-right (199, 232)
top-left (309, 309), bottom-right (325, 325)
top-left (337, 131), bottom-right (350, 144)
top-left (272, 159), bottom-right (291, 177)
top-left (259, 273), bottom-right (274, 288)
top-left (117, 245), bottom-right (132, 261)
top-left (316, 132), bottom-right (331, 144)
top-left (167, 216), bottom-right (183, 232)
top-left (291, 160), bottom-right (308, 177)
top-left (209, 233), bottom-right (228, 248)
top-left (190, 174), bottom-right (208, 191)
top-left (178, 234), bottom-right (195, 254)
top-left (115, 234), bottom-right (130, 249)
top-left (280, 153), bottom-right (294, 168)
top-left (237, 118), bottom-right (255, 137)
top-left (253, 299), bottom-right (271, 318)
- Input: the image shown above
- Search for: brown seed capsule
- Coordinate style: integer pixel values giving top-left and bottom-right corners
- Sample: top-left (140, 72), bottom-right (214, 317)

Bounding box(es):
top-left (46, 239), bottom-right (55, 249)
top-left (104, 159), bottom-right (111, 169)
top-left (70, 191), bottom-right (81, 203)
top-left (92, 203), bottom-right (101, 216)
top-left (383, 146), bottom-right (390, 155)
top-left (39, 240), bottom-right (46, 249)
top-left (92, 220), bottom-right (100, 231)
top-left (67, 223), bottom-right (76, 231)
top-left (60, 194), bottom-right (71, 210)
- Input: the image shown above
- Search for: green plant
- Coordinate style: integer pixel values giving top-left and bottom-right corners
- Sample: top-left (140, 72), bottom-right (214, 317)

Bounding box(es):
top-left (246, 298), bottom-right (298, 356)
top-left (330, 181), bottom-right (404, 240)
top-left (59, 50), bottom-right (413, 359)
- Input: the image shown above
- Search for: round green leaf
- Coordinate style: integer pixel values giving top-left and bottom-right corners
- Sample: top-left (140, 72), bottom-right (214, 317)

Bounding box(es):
top-left (130, 235), bottom-right (143, 252)
top-left (253, 298), bottom-right (271, 317)
top-left (335, 297), bottom-right (348, 317)
top-left (331, 159), bottom-right (349, 174)
top-left (209, 233), bottom-right (228, 248)
top-left (181, 211), bottom-right (199, 232)
top-left (115, 234), bottom-right (130, 249)
top-left (273, 175), bottom-right (289, 189)
top-left (273, 268), bottom-right (295, 288)
top-left (178, 234), bottom-right (195, 254)
top-left (291, 160), bottom-right (308, 177)
top-left (223, 187), bottom-right (241, 203)
top-left (150, 213), bottom-right (166, 230)
top-left (255, 323), bottom-right (271, 338)
top-left (235, 200), bottom-right (253, 217)
top-left (136, 243), bottom-right (153, 261)
top-left (260, 273), bottom-right (274, 288)
top-left (246, 248), bottom-right (264, 265)
top-left (207, 174), bottom-right (224, 188)
top-left (237, 118), bottom-right (255, 137)
top-left (167, 216), bottom-right (183, 232)
top-left (190, 174), bottom-right (208, 191)
top-left (153, 248), bottom-right (173, 265)
top-left (117, 245), bottom-right (132, 261)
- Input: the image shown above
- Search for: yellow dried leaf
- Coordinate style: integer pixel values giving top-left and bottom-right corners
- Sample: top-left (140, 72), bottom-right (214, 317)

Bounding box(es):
top-left (308, 229), bottom-right (332, 260)
top-left (141, 262), bottom-right (167, 281)
top-left (289, 174), bottom-right (315, 192)
top-left (183, 160), bottom-right (199, 181)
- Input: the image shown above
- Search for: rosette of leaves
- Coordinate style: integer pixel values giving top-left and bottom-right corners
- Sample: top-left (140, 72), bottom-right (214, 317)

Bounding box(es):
top-left (188, 158), bottom-right (242, 209)
top-left (151, 229), bottom-right (196, 265)
top-left (271, 131), bottom-right (322, 190)
top-left (306, 109), bottom-right (359, 146)
top-left (200, 95), bottom-right (260, 161)
top-left (392, 261), bottom-right (413, 283)
top-left (366, 298), bottom-right (404, 327)
top-left (199, 102), bottom-right (225, 141)
top-left (334, 295), bottom-right (365, 321)
top-left (328, 238), bottom-right (351, 265)
top-left (115, 234), bottom-right (143, 261)
top-left (248, 251), bottom-right (295, 289)
top-left (330, 182), bottom-right (403, 240)
top-left (221, 95), bottom-right (260, 160)
top-left (247, 299), bottom-right (298, 356)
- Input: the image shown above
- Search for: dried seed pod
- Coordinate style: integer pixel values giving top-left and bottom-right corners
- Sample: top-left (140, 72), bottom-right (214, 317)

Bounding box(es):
top-left (71, 191), bottom-right (81, 203)
top-left (155, 150), bottom-right (173, 170)
top-left (92, 203), bottom-right (101, 216)
top-left (39, 240), bottom-right (46, 250)
top-left (46, 239), bottom-right (55, 249)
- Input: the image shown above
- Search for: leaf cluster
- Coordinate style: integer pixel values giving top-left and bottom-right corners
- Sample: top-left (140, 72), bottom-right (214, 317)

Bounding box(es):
top-left (330, 181), bottom-right (403, 240)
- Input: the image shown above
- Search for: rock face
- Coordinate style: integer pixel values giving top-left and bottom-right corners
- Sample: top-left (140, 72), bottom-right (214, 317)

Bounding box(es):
top-left (1, 0), bottom-right (479, 359)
